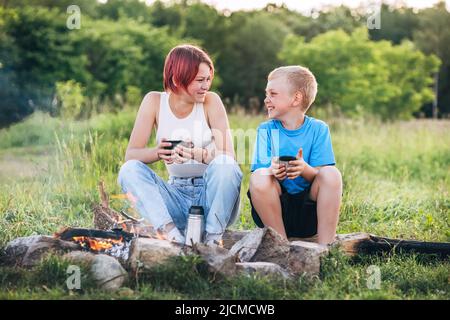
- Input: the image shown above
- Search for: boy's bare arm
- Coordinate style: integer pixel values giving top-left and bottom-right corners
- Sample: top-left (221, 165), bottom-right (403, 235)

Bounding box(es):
top-left (300, 164), bottom-right (321, 183)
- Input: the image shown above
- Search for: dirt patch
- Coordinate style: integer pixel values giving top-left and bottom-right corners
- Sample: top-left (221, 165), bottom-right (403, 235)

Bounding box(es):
top-left (0, 147), bottom-right (53, 181)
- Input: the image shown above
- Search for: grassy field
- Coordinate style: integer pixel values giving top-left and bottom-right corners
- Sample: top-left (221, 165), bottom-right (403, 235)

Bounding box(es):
top-left (0, 110), bottom-right (449, 299)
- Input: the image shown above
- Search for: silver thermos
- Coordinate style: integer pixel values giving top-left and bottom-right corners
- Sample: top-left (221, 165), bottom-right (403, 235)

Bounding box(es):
top-left (185, 206), bottom-right (205, 246)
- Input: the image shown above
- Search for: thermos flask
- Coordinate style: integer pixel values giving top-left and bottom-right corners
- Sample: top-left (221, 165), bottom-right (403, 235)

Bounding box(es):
top-left (185, 206), bottom-right (205, 246)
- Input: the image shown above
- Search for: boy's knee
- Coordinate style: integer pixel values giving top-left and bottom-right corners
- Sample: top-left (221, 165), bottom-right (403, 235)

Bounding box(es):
top-left (317, 166), bottom-right (342, 187)
top-left (249, 171), bottom-right (276, 194)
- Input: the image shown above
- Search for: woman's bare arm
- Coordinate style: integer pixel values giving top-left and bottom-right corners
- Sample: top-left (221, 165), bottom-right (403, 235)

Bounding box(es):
top-left (204, 92), bottom-right (235, 163)
top-left (124, 92), bottom-right (161, 164)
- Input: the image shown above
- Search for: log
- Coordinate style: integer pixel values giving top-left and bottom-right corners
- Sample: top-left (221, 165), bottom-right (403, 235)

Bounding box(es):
top-left (55, 227), bottom-right (135, 242)
top-left (98, 180), bottom-right (109, 208)
top-left (191, 244), bottom-right (238, 279)
top-left (236, 262), bottom-right (291, 280)
top-left (333, 233), bottom-right (450, 258)
top-left (92, 203), bottom-right (121, 231)
top-left (229, 228), bottom-right (329, 277)
top-left (333, 233), bottom-right (372, 256)
top-left (4, 235), bottom-right (79, 267)
top-left (288, 241), bottom-right (329, 276)
top-left (93, 202), bottom-right (156, 237)
top-left (222, 230), bottom-right (251, 250)
top-left (128, 238), bottom-right (183, 273)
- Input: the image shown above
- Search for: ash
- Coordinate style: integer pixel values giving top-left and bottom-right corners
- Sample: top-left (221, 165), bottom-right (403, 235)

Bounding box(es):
top-left (104, 240), bottom-right (132, 261)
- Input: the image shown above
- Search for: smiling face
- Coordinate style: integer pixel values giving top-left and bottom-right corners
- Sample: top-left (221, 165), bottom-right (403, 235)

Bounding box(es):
top-left (184, 62), bottom-right (212, 103)
top-left (264, 76), bottom-right (301, 120)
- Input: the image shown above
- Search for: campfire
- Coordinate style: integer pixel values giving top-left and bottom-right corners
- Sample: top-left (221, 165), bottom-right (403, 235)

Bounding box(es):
top-left (3, 180), bottom-right (448, 292)
top-left (72, 236), bottom-right (123, 251)
top-left (55, 227), bottom-right (137, 262)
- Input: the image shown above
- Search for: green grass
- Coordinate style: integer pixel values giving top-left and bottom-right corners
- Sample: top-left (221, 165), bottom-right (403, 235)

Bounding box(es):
top-left (0, 110), bottom-right (449, 299)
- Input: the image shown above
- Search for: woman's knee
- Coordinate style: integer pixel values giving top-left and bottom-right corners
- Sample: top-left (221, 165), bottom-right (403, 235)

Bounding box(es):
top-left (117, 159), bottom-right (153, 186)
top-left (208, 154), bottom-right (242, 181)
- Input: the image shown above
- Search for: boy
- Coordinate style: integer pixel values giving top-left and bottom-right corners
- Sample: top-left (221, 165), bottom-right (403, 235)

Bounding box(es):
top-left (248, 66), bottom-right (342, 245)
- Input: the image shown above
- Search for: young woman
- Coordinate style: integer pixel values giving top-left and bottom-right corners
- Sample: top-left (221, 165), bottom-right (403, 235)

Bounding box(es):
top-left (117, 44), bottom-right (242, 245)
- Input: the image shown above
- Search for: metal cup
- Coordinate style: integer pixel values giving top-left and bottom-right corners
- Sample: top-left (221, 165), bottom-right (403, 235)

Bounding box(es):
top-left (163, 140), bottom-right (182, 150)
top-left (278, 155), bottom-right (297, 169)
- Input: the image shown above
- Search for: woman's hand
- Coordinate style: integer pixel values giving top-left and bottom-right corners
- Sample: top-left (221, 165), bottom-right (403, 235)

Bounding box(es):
top-left (271, 157), bottom-right (287, 181)
top-left (173, 141), bottom-right (206, 164)
top-left (157, 138), bottom-right (176, 164)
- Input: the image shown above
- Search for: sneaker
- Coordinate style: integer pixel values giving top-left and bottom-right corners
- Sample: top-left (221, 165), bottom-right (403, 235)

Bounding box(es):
top-left (167, 226), bottom-right (185, 244)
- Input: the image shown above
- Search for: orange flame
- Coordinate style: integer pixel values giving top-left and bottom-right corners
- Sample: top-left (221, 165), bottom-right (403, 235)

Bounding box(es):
top-left (72, 236), bottom-right (123, 251)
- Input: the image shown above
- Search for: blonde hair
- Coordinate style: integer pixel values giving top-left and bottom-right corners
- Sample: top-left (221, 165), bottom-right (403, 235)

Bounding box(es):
top-left (268, 65), bottom-right (318, 111)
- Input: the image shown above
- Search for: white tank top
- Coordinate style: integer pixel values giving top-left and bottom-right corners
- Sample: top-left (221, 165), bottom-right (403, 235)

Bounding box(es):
top-left (156, 92), bottom-right (213, 178)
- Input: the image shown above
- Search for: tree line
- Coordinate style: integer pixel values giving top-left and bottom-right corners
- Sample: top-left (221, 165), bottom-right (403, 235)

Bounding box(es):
top-left (0, 0), bottom-right (449, 127)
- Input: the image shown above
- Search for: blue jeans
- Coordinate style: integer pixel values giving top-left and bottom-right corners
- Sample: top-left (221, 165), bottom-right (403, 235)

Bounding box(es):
top-left (117, 154), bottom-right (243, 237)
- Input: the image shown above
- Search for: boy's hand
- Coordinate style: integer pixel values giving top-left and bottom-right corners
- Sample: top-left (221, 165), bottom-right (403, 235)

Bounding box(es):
top-left (271, 157), bottom-right (287, 180)
top-left (286, 148), bottom-right (307, 180)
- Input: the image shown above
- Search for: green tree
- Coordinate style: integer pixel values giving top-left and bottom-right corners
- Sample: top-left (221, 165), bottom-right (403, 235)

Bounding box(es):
top-left (280, 28), bottom-right (440, 119)
top-left (148, 0), bottom-right (183, 34)
top-left (55, 80), bottom-right (85, 119)
top-left (369, 4), bottom-right (420, 44)
top-left (0, 6), bottom-right (88, 126)
top-left (97, 0), bottom-right (151, 22)
top-left (219, 12), bottom-right (289, 108)
top-left (413, 2), bottom-right (450, 117)
top-left (1, 0), bottom-right (100, 18)
top-left (72, 17), bottom-right (179, 107)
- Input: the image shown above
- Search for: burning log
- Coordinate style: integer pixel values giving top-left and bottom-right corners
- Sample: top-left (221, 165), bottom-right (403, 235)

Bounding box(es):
top-left (56, 227), bottom-right (135, 242)
top-left (55, 227), bottom-right (138, 264)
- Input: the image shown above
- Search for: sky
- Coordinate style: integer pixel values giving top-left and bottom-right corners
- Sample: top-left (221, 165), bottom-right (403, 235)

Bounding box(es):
top-left (145, 0), bottom-right (449, 14)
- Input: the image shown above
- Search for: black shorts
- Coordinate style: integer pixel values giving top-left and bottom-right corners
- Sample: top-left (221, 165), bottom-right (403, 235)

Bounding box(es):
top-left (247, 184), bottom-right (317, 238)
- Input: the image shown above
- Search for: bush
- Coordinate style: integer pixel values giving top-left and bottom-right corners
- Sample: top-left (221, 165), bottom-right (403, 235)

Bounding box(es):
top-left (56, 80), bottom-right (87, 120)
top-left (280, 28), bottom-right (441, 119)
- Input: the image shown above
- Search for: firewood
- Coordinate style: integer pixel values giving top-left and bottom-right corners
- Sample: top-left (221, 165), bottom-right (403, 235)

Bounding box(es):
top-left (98, 180), bottom-right (109, 208)
top-left (55, 227), bottom-right (135, 242)
top-left (128, 238), bottom-right (183, 273)
top-left (236, 262), bottom-right (291, 280)
top-left (4, 235), bottom-right (79, 267)
top-left (333, 233), bottom-right (450, 258)
top-left (191, 244), bottom-right (238, 279)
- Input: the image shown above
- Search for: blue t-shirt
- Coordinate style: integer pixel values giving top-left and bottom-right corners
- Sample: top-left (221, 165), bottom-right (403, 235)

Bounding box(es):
top-left (251, 116), bottom-right (336, 194)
